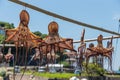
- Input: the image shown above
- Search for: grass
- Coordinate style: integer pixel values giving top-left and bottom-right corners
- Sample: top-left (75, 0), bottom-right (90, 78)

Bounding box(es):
top-left (105, 74), bottom-right (120, 77)
top-left (24, 70), bottom-right (77, 79)
top-left (34, 72), bottom-right (76, 78)
top-left (22, 70), bottom-right (120, 79)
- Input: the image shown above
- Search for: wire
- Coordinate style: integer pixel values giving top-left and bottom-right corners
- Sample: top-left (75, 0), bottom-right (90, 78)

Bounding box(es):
top-left (116, 19), bottom-right (120, 49)
top-left (115, 19), bottom-right (120, 53)
top-left (113, 19), bottom-right (120, 69)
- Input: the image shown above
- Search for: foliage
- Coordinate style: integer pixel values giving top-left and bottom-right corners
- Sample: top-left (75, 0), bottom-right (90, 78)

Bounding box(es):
top-left (83, 63), bottom-right (105, 76)
top-left (0, 21), bottom-right (15, 29)
top-left (41, 34), bottom-right (47, 39)
top-left (60, 61), bottom-right (70, 66)
top-left (0, 67), bottom-right (6, 77)
top-left (0, 71), bottom-right (6, 77)
top-left (33, 31), bottom-right (47, 39)
top-left (0, 34), bottom-right (5, 44)
top-left (56, 52), bottom-right (68, 63)
top-left (33, 31), bottom-right (42, 37)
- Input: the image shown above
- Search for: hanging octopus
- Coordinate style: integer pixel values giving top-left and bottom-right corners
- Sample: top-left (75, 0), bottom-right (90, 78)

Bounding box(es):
top-left (85, 43), bottom-right (97, 68)
top-left (5, 10), bottom-right (42, 65)
top-left (85, 34), bottom-right (114, 71)
top-left (104, 36), bottom-right (113, 70)
top-left (4, 48), bottom-right (13, 63)
top-left (38, 21), bottom-right (76, 64)
top-left (77, 29), bottom-right (86, 71)
top-left (5, 10), bottom-right (42, 80)
top-left (5, 10), bottom-right (41, 48)
top-left (0, 47), bottom-right (13, 64)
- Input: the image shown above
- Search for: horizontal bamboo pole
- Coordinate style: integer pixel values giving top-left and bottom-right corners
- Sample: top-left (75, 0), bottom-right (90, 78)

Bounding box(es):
top-left (9, 0), bottom-right (120, 36)
top-left (74, 36), bottom-right (119, 43)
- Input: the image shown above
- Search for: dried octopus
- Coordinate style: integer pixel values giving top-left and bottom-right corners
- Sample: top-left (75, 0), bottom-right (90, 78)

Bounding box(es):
top-left (4, 48), bottom-right (13, 63)
top-left (5, 10), bottom-right (42, 65)
top-left (5, 10), bottom-right (42, 80)
top-left (37, 21), bottom-right (76, 64)
top-left (0, 47), bottom-right (13, 64)
top-left (86, 35), bottom-right (113, 71)
top-left (77, 29), bottom-right (86, 70)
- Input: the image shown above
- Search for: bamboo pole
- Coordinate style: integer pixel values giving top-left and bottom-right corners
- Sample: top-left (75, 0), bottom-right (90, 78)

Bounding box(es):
top-left (9, 0), bottom-right (120, 36)
top-left (74, 36), bottom-right (120, 43)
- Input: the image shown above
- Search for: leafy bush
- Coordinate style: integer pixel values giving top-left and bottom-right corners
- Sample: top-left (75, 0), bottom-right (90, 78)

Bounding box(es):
top-left (0, 67), bottom-right (6, 77)
top-left (0, 71), bottom-right (6, 77)
top-left (60, 61), bottom-right (70, 67)
top-left (86, 63), bottom-right (105, 76)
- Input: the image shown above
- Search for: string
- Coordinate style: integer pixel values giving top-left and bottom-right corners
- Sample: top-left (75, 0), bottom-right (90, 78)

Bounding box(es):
top-left (22, 3), bottom-right (27, 10)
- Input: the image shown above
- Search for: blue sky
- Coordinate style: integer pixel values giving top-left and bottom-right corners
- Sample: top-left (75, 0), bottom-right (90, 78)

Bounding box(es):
top-left (0, 0), bottom-right (120, 70)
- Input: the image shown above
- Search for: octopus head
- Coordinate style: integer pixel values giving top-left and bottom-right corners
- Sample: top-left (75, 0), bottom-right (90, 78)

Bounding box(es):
top-left (48, 21), bottom-right (59, 35)
top-left (20, 10), bottom-right (30, 27)
top-left (97, 34), bottom-right (103, 42)
top-left (89, 43), bottom-right (94, 48)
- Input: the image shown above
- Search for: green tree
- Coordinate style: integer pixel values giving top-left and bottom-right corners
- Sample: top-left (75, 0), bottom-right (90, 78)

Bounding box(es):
top-left (83, 63), bottom-right (105, 76)
top-left (41, 34), bottom-right (47, 39)
top-left (0, 21), bottom-right (15, 29)
top-left (33, 31), bottom-right (47, 39)
top-left (33, 31), bottom-right (42, 37)
top-left (0, 21), bottom-right (15, 43)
